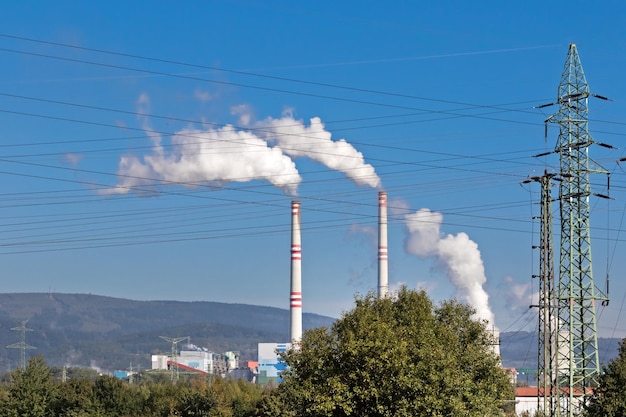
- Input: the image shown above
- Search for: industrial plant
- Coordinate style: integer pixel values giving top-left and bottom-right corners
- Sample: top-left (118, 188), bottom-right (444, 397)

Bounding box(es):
top-left (0, 42), bottom-right (616, 417)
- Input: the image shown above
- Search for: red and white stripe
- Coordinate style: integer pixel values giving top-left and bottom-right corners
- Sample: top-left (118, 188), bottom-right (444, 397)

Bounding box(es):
top-left (290, 291), bottom-right (302, 308)
top-left (291, 244), bottom-right (301, 261)
top-left (378, 245), bottom-right (388, 261)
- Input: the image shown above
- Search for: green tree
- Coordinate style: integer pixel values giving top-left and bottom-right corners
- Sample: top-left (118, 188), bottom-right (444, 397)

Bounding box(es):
top-left (55, 377), bottom-right (95, 417)
top-left (585, 338), bottom-right (626, 417)
top-left (254, 386), bottom-right (290, 417)
top-left (0, 355), bottom-right (58, 417)
top-left (211, 378), bottom-right (264, 417)
top-left (93, 374), bottom-right (143, 416)
top-left (276, 288), bottom-right (513, 417)
top-left (174, 380), bottom-right (218, 417)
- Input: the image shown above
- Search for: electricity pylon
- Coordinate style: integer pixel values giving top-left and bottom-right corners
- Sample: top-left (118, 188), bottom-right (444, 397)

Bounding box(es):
top-left (542, 43), bottom-right (610, 416)
top-left (526, 171), bottom-right (560, 416)
top-left (6, 319), bottom-right (36, 370)
top-left (159, 335), bottom-right (187, 381)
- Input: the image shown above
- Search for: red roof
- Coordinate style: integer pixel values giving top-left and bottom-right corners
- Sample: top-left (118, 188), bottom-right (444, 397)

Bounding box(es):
top-left (243, 361), bottom-right (258, 369)
top-left (515, 386), bottom-right (593, 397)
top-left (516, 387), bottom-right (540, 397)
top-left (167, 360), bottom-right (208, 374)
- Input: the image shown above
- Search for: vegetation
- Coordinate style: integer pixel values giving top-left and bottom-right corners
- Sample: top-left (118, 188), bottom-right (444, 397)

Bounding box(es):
top-left (585, 337), bottom-right (626, 417)
top-left (274, 288), bottom-right (514, 417)
top-left (0, 290), bottom-right (519, 416)
top-left (0, 356), bottom-right (266, 417)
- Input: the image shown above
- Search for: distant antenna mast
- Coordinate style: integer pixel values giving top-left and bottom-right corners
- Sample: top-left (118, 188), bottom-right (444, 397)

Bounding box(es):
top-left (6, 319), bottom-right (37, 370)
top-left (159, 336), bottom-right (187, 381)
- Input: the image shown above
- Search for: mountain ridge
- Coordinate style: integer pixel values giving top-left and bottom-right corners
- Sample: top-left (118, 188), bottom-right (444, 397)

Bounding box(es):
top-left (0, 293), bottom-right (620, 375)
top-left (0, 292), bottom-right (333, 371)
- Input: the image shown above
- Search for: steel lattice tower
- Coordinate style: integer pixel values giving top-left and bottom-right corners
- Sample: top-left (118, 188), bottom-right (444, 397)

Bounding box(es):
top-left (159, 336), bottom-right (187, 381)
top-left (527, 171), bottom-right (560, 416)
top-left (6, 319), bottom-right (36, 371)
top-left (545, 43), bottom-right (608, 416)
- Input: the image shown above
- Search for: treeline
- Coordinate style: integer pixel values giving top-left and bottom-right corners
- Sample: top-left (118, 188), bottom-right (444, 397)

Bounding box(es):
top-left (0, 290), bottom-right (523, 416)
top-left (0, 356), bottom-right (276, 417)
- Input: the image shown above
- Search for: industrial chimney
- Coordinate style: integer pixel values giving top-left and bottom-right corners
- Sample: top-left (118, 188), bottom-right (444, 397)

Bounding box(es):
top-left (378, 191), bottom-right (388, 298)
top-left (290, 200), bottom-right (302, 342)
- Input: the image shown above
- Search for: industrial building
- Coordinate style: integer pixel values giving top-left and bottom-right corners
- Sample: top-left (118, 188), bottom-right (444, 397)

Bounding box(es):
top-left (151, 349), bottom-right (240, 376)
top-left (152, 350), bottom-right (214, 374)
top-left (257, 342), bottom-right (291, 385)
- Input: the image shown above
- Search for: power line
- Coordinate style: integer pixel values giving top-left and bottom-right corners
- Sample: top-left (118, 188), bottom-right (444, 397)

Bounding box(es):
top-left (0, 33), bottom-right (553, 113)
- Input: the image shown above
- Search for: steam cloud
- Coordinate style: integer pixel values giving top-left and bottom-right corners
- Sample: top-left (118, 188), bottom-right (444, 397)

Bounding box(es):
top-left (105, 95), bottom-right (301, 195)
top-left (404, 208), bottom-right (495, 325)
top-left (106, 96), bottom-right (380, 194)
top-left (256, 113), bottom-right (381, 189)
top-left (108, 126), bottom-right (302, 195)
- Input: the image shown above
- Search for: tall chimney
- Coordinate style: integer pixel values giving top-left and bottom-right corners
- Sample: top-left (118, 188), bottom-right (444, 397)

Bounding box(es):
top-left (290, 200), bottom-right (302, 342)
top-left (378, 191), bottom-right (388, 298)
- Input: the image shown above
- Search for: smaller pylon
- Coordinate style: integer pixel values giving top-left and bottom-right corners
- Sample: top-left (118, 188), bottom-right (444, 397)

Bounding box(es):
top-left (525, 171), bottom-right (559, 416)
top-left (159, 336), bottom-right (187, 381)
top-left (6, 319), bottom-right (36, 370)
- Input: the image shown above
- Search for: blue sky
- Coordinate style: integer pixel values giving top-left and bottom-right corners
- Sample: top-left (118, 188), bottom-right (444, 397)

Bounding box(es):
top-left (1, 1), bottom-right (626, 343)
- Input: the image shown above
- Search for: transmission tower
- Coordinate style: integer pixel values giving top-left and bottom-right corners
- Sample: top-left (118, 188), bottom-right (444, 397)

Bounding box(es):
top-left (6, 319), bottom-right (37, 370)
top-left (159, 335), bottom-right (187, 381)
top-left (542, 43), bottom-right (610, 416)
top-left (526, 171), bottom-right (560, 416)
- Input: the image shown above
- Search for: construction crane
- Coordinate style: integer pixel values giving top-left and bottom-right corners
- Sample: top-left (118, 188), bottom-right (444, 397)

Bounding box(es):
top-left (536, 43), bottom-right (611, 416)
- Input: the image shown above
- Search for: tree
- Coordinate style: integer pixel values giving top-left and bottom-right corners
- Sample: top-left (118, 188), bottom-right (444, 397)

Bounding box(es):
top-left (585, 338), bottom-right (626, 417)
top-left (254, 386), bottom-right (290, 417)
top-left (55, 377), bottom-right (95, 417)
top-left (174, 381), bottom-right (219, 417)
top-left (92, 374), bottom-right (143, 416)
top-left (0, 355), bottom-right (58, 417)
top-left (276, 288), bottom-right (513, 417)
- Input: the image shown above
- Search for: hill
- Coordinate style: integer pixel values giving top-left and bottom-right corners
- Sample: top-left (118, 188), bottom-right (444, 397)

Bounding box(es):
top-left (0, 293), bottom-right (621, 376)
top-left (0, 293), bottom-right (334, 372)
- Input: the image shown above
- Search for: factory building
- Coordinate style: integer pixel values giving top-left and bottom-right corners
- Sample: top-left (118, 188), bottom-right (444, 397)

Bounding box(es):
top-left (152, 349), bottom-right (214, 374)
top-left (257, 342), bottom-right (291, 385)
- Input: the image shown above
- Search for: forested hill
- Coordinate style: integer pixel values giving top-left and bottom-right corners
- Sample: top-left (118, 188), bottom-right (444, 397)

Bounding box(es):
top-left (0, 293), bottom-right (334, 372)
top-left (0, 293), bottom-right (620, 375)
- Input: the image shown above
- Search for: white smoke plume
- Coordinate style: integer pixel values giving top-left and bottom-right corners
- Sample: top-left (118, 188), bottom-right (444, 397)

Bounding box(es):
top-left (99, 93), bottom-right (303, 194)
top-left (502, 275), bottom-right (538, 312)
top-left (106, 126), bottom-right (301, 195)
top-left (106, 95), bottom-right (381, 195)
top-left (136, 93), bottom-right (163, 154)
top-left (256, 113), bottom-right (381, 189)
top-left (404, 208), bottom-right (495, 325)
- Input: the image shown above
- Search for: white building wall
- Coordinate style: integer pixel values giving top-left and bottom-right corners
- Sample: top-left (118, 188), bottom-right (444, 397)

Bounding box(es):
top-left (151, 354), bottom-right (169, 370)
top-left (258, 343), bottom-right (291, 379)
top-left (178, 350), bottom-right (214, 373)
top-left (515, 397), bottom-right (539, 416)
top-left (151, 351), bottom-right (214, 373)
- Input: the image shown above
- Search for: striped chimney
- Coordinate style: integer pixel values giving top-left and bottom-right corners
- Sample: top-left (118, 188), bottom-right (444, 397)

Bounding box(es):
top-left (378, 191), bottom-right (389, 298)
top-left (290, 200), bottom-right (303, 342)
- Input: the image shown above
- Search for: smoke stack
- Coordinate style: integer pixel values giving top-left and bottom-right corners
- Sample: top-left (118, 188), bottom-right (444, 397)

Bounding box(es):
top-left (378, 191), bottom-right (389, 298)
top-left (290, 200), bottom-right (302, 342)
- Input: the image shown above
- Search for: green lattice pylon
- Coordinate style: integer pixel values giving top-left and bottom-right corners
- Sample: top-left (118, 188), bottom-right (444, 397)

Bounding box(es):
top-left (545, 43), bottom-right (609, 417)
